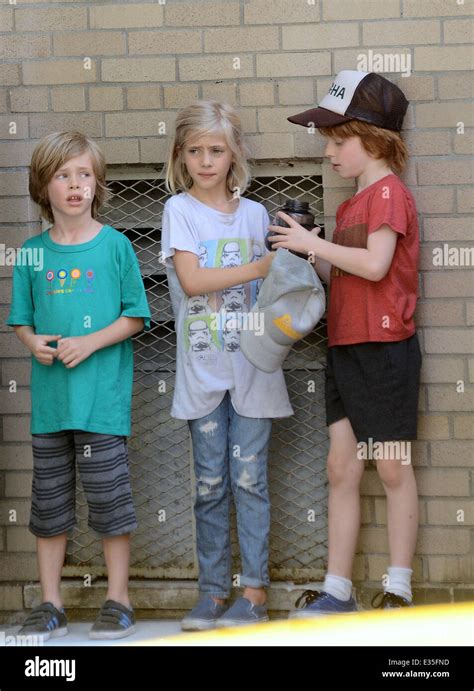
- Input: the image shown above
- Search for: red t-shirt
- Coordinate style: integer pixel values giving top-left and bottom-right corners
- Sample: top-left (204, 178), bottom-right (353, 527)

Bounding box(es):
top-left (328, 174), bottom-right (419, 347)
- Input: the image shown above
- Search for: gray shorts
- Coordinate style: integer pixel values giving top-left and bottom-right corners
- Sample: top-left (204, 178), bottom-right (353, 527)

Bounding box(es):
top-left (30, 431), bottom-right (138, 537)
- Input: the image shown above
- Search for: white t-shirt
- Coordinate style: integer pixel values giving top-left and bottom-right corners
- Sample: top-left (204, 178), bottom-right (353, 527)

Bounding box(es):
top-left (161, 191), bottom-right (294, 420)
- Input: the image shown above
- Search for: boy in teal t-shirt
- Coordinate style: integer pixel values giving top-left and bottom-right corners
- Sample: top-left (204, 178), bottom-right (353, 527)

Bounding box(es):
top-left (6, 131), bottom-right (151, 640)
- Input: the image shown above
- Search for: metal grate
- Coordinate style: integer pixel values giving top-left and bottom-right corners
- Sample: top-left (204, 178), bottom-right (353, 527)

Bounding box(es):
top-left (66, 162), bottom-right (329, 581)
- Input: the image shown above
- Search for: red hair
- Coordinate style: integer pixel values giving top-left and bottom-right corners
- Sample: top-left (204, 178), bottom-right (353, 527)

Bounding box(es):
top-left (319, 120), bottom-right (408, 175)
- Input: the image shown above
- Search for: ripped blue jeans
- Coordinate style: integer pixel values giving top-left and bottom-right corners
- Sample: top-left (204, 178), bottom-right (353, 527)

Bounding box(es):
top-left (188, 392), bottom-right (273, 598)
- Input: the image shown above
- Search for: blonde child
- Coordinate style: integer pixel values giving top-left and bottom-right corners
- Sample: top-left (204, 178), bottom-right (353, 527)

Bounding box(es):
top-left (162, 102), bottom-right (293, 629)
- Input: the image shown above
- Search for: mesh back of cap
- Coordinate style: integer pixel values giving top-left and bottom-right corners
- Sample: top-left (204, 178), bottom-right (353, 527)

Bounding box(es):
top-left (346, 73), bottom-right (408, 131)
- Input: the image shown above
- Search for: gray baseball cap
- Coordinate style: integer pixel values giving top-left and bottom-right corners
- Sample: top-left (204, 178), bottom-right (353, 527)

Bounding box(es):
top-left (240, 249), bottom-right (326, 373)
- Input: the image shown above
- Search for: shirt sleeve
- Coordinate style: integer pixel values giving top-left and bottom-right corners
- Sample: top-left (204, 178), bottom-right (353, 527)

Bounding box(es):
top-left (161, 197), bottom-right (201, 264)
top-left (120, 243), bottom-right (151, 331)
top-left (6, 259), bottom-right (34, 327)
top-left (367, 180), bottom-right (411, 237)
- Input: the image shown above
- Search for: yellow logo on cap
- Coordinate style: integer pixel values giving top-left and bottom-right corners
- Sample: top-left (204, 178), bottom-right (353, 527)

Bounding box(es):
top-left (273, 314), bottom-right (303, 340)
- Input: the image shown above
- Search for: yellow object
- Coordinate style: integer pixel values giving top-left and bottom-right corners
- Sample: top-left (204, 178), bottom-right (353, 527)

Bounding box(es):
top-left (134, 602), bottom-right (474, 647)
top-left (273, 314), bottom-right (303, 340)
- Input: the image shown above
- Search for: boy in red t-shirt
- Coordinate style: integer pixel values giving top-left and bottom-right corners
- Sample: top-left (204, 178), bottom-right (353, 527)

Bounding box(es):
top-left (269, 71), bottom-right (421, 614)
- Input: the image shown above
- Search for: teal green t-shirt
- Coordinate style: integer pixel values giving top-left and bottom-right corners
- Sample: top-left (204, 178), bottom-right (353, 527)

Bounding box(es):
top-left (7, 225), bottom-right (151, 436)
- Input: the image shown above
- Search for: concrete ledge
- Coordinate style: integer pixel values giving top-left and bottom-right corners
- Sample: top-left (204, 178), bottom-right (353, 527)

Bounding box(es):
top-left (0, 580), bottom-right (471, 625)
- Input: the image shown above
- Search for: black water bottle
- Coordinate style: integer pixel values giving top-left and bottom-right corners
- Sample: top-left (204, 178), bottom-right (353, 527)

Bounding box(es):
top-left (265, 199), bottom-right (324, 259)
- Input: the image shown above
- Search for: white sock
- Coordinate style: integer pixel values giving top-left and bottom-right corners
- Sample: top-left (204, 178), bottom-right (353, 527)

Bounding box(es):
top-left (385, 566), bottom-right (413, 602)
top-left (323, 574), bottom-right (353, 601)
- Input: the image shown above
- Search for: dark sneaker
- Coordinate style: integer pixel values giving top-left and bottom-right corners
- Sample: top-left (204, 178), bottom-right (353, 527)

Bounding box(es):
top-left (215, 597), bottom-right (269, 627)
top-left (181, 596), bottom-right (227, 631)
top-left (372, 591), bottom-right (413, 609)
top-left (18, 602), bottom-right (68, 641)
top-left (289, 590), bottom-right (358, 618)
top-left (89, 600), bottom-right (136, 640)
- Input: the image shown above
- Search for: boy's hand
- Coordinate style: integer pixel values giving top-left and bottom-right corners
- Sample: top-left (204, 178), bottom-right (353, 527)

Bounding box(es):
top-left (27, 334), bottom-right (62, 366)
top-left (267, 211), bottom-right (321, 257)
top-left (57, 335), bottom-right (96, 369)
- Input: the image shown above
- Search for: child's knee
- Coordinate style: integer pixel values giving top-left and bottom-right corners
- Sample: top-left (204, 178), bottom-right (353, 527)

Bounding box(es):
top-left (376, 459), bottom-right (408, 489)
top-left (327, 453), bottom-right (363, 487)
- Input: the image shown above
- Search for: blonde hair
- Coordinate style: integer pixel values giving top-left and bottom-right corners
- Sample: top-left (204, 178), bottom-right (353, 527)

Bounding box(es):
top-left (29, 131), bottom-right (110, 223)
top-left (165, 101), bottom-right (251, 195)
top-left (319, 120), bottom-right (408, 175)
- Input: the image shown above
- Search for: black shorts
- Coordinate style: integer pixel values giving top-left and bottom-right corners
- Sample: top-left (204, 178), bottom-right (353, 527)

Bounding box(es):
top-left (325, 333), bottom-right (422, 443)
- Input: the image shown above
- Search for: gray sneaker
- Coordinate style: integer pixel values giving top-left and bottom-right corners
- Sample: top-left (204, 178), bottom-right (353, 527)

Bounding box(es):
top-left (89, 600), bottom-right (136, 640)
top-left (216, 597), bottom-right (269, 627)
top-left (18, 602), bottom-right (68, 641)
top-left (181, 596), bottom-right (227, 631)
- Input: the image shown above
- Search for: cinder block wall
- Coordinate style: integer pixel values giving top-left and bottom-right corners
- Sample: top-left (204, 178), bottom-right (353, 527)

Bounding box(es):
top-left (0, 0), bottom-right (472, 619)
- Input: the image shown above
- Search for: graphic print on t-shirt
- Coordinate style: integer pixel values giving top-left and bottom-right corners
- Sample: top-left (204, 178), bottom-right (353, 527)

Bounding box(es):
top-left (184, 316), bottom-right (221, 368)
top-left (250, 240), bottom-right (264, 301)
top-left (183, 237), bottom-right (264, 358)
top-left (330, 222), bottom-right (368, 278)
top-left (45, 265), bottom-right (95, 295)
top-left (186, 294), bottom-right (212, 316)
